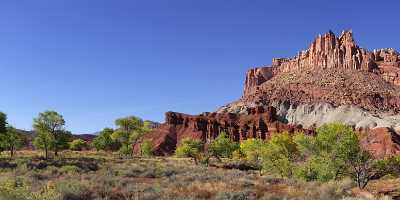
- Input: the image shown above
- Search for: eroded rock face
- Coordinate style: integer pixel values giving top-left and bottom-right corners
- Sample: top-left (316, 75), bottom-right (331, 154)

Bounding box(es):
top-left (134, 107), bottom-right (314, 155)
top-left (361, 127), bottom-right (400, 158)
top-left (140, 30), bottom-right (400, 157)
top-left (244, 31), bottom-right (400, 97)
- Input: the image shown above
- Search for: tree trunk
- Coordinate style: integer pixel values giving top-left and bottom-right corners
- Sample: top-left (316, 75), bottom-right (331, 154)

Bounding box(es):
top-left (10, 146), bottom-right (14, 158)
top-left (45, 146), bottom-right (48, 159)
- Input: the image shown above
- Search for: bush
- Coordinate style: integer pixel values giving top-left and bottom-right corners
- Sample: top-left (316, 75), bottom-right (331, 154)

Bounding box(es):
top-left (293, 132), bottom-right (314, 158)
top-left (295, 156), bottom-right (337, 182)
top-left (232, 149), bottom-right (244, 160)
top-left (140, 140), bottom-right (153, 157)
top-left (93, 128), bottom-right (120, 151)
top-left (0, 178), bottom-right (29, 200)
top-left (69, 139), bottom-right (88, 151)
top-left (59, 165), bottom-right (81, 175)
top-left (56, 180), bottom-right (91, 200)
top-left (239, 139), bottom-right (267, 162)
top-left (375, 155), bottom-right (400, 177)
top-left (175, 138), bottom-right (203, 164)
top-left (208, 132), bottom-right (239, 160)
top-left (261, 132), bottom-right (299, 178)
top-left (118, 145), bottom-right (133, 157)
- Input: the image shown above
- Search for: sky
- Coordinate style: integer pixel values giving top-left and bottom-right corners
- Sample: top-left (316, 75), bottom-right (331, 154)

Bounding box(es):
top-left (1, 0), bottom-right (400, 133)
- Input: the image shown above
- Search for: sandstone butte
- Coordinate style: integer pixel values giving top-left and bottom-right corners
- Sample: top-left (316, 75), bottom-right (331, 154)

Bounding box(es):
top-left (135, 30), bottom-right (400, 158)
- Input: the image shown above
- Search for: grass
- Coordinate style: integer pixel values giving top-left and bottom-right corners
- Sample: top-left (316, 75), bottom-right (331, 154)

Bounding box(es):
top-left (0, 151), bottom-right (397, 200)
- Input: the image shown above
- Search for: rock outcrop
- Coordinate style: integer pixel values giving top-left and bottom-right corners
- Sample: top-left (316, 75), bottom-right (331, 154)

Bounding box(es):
top-left (361, 127), bottom-right (400, 158)
top-left (140, 30), bottom-right (400, 157)
top-left (244, 31), bottom-right (400, 97)
top-left (135, 106), bottom-right (314, 156)
top-left (224, 31), bottom-right (400, 117)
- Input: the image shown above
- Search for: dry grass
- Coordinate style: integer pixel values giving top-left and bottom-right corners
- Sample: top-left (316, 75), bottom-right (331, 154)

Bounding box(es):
top-left (0, 151), bottom-right (396, 200)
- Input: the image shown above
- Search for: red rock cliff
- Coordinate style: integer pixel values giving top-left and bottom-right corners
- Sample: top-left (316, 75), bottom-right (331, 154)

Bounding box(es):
top-left (244, 31), bottom-right (400, 96)
top-left (135, 106), bottom-right (314, 155)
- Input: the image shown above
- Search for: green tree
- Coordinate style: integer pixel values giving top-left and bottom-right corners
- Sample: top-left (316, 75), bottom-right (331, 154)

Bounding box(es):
top-left (33, 131), bottom-right (53, 159)
top-left (336, 131), bottom-right (380, 189)
top-left (0, 112), bottom-right (7, 153)
top-left (240, 138), bottom-right (267, 162)
top-left (93, 128), bottom-right (120, 151)
top-left (0, 126), bottom-right (23, 158)
top-left (140, 140), bottom-right (153, 157)
top-left (51, 130), bottom-right (72, 152)
top-left (293, 123), bottom-right (356, 181)
top-left (208, 132), bottom-right (239, 160)
top-left (33, 111), bottom-right (68, 158)
top-left (70, 139), bottom-right (88, 151)
top-left (0, 112), bottom-right (7, 134)
top-left (293, 122), bottom-right (380, 189)
top-left (261, 132), bottom-right (299, 178)
top-left (345, 150), bottom-right (376, 189)
top-left (112, 116), bottom-right (149, 156)
top-left (175, 138), bottom-right (203, 164)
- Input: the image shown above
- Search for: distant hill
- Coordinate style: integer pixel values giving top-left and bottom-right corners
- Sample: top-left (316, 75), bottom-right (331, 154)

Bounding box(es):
top-left (15, 129), bottom-right (96, 142)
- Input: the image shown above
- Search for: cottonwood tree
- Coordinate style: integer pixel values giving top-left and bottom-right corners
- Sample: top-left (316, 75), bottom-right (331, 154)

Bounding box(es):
top-left (0, 112), bottom-right (6, 134)
top-left (175, 138), bottom-right (203, 164)
top-left (208, 132), bottom-right (239, 161)
top-left (0, 113), bottom-right (23, 157)
top-left (93, 128), bottom-right (120, 151)
top-left (0, 112), bottom-right (7, 153)
top-left (111, 116), bottom-right (149, 156)
top-left (140, 140), bottom-right (153, 157)
top-left (261, 132), bottom-right (299, 178)
top-left (0, 126), bottom-right (23, 158)
top-left (33, 111), bottom-right (70, 158)
top-left (70, 139), bottom-right (88, 151)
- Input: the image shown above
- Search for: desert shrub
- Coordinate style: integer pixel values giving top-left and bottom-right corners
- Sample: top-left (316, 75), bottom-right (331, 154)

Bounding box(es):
top-left (215, 191), bottom-right (252, 200)
top-left (175, 138), bottom-right (203, 164)
top-left (208, 132), bottom-right (239, 160)
top-left (124, 163), bottom-right (177, 178)
top-left (0, 177), bottom-right (28, 200)
top-left (0, 176), bottom-right (59, 200)
top-left (313, 179), bottom-right (355, 200)
top-left (261, 132), bottom-right (299, 178)
top-left (69, 139), bottom-right (88, 151)
top-left (85, 168), bottom-right (118, 199)
top-left (140, 140), bottom-right (153, 157)
top-left (118, 145), bottom-right (133, 157)
top-left (375, 155), bottom-right (400, 177)
top-left (232, 149), bottom-right (244, 160)
top-left (56, 180), bottom-right (91, 200)
top-left (59, 165), bottom-right (80, 174)
top-left (239, 139), bottom-right (267, 162)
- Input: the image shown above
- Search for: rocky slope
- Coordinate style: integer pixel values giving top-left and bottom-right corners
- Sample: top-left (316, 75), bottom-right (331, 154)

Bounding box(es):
top-left (219, 31), bottom-right (400, 131)
top-left (140, 30), bottom-right (400, 157)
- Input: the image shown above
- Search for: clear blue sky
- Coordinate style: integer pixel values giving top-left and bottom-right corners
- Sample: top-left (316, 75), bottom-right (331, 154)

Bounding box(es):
top-left (1, 0), bottom-right (399, 133)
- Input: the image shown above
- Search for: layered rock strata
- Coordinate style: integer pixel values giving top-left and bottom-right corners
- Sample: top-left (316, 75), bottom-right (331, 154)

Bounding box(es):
top-left (135, 106), bottom-right (314, 156)
top-left (244, 31), bottom-right (400, 98)
top-left (140, 30), bottom-right (400, 157)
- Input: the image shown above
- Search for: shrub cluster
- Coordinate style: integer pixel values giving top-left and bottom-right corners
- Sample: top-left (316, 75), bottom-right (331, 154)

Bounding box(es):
top-left (174, 123), bottom-right (398, 189)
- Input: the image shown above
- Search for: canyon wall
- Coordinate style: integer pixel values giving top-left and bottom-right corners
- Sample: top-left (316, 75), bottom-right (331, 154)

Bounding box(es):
top-left (135, 106), bottom-right (314, 155)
